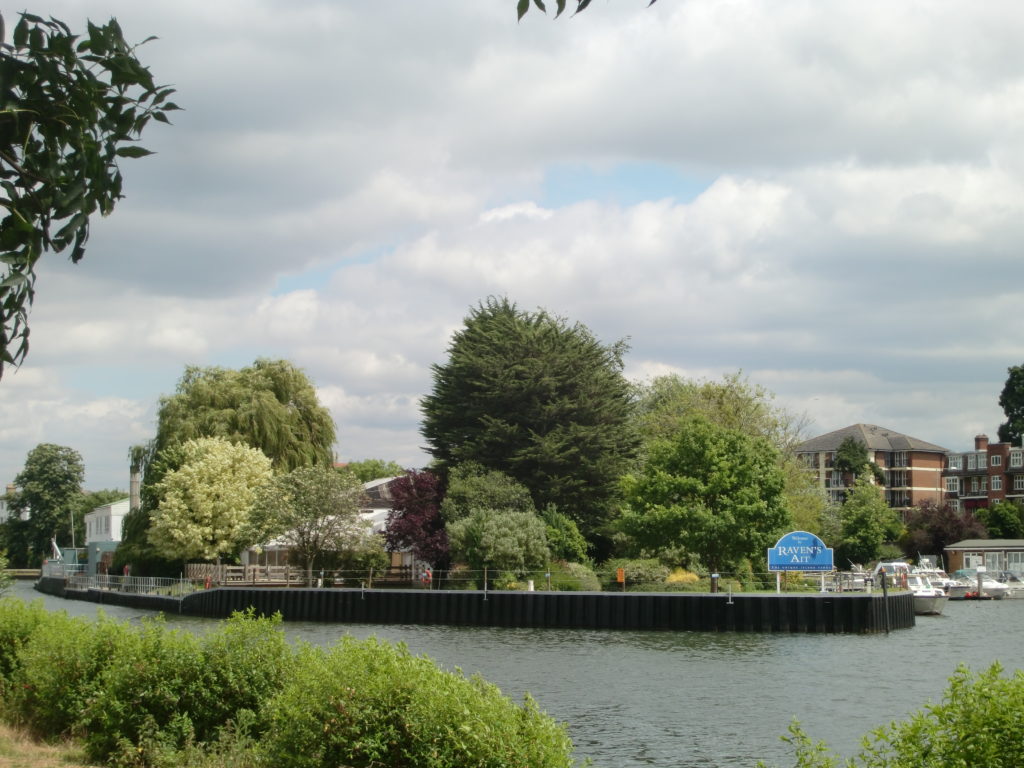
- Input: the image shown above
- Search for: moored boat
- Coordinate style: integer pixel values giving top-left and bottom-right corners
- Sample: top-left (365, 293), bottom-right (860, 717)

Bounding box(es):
top-left (906, 573), bottom-right (948, 615)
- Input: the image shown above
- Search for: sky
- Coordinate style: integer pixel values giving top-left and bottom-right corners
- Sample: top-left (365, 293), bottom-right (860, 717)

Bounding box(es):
top-left (3, 0), bottom-right (1023, 491)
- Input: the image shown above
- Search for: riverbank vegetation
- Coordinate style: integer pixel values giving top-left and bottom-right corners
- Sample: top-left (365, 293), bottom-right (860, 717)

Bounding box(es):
top-left (763, 663), bottom-right (1024, 768)
top-left (0, 598), bottom-right (576, 768)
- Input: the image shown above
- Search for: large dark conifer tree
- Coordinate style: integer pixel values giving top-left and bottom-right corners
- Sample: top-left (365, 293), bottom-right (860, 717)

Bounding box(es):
top-left (421, 297), bottom-right (638, 546)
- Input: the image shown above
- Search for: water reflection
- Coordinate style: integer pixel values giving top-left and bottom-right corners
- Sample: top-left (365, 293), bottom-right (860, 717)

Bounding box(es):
top-left (11, 581), bottom-right (1024, 768)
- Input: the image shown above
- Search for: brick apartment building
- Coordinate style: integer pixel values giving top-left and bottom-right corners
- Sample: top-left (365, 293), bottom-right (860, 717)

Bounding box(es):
top-left (795, 423), bottom-right (947, 512)
top-left (942, 434), bottom-right (1024, 513)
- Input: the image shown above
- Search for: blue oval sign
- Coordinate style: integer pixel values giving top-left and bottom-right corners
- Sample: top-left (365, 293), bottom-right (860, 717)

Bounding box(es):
top-left (767, 531), bottom-right (833, 572)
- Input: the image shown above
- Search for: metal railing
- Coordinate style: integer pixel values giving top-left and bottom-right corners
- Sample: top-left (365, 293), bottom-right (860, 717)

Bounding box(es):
top-left (65, 572), bottom-right (197, 598)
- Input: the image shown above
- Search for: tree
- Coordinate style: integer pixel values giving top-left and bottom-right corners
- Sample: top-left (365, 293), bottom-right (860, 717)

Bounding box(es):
top-left (447, 508), bottom-right (549, 579)
top-left (619, 417), bottom-right (790, 573)
top-left (0, 12), bottom-right (177, 377)
top-left (147, 437), bottom-right (273, 563)
top-left (834, 436), bottom-right (885, 485)
top-left (8, 443), bottom-right (84, 562)
top-left (516, 0), bottom-right (657, 21)
top-left (975, 500), bottom-right (1024, 540)
top-left (834, 475), bottom-right (903, 567)
top-left (421, 297), bottom-right (638, 545)
top-left (247, 465), bottom-right (369, 584)
top-left (150, 359), bottom-right (336, 476)
top-left (439, 462), bottom-right (536, 523)
top-left (998, 364), bottom-right (1024, 444)
top-left (384, 470), bottom-right (449, 568)
top-left (634, 372), bottom-right (824, 533)
top-left (344, 459), bottom-right (405, 483)
top-left (900, 500), bottom-right (986, 560)
top-left (634, 372), bottom-right (809, 452)
top-left (540, 504), bottom-right (589, 563)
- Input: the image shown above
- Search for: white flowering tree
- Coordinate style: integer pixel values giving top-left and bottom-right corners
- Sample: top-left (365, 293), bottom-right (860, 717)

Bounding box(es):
top-left (148, 437), bottom-right (273, 563)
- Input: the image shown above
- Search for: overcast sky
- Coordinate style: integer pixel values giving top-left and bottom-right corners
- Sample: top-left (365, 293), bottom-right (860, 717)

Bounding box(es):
top-left (3, 0), bottom-right (1022, 491)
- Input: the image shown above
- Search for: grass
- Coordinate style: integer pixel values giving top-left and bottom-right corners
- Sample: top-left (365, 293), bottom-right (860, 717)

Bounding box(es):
top-left (0, 723), bottom-right (98, 768)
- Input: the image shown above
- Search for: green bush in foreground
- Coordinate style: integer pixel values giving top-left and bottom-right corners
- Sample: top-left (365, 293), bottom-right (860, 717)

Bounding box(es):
top-left (0, 598), bottom-right (576, 767)
top-left (763, 663), bottom-right (1024, 768)
top-left (263, 637), bottom-right (574, 768)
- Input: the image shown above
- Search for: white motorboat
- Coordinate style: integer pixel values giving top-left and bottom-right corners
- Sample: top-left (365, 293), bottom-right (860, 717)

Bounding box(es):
top-left (906, 573), bottom-right (949, 615)
top-left (947, 568), bottom-right (1009, 600)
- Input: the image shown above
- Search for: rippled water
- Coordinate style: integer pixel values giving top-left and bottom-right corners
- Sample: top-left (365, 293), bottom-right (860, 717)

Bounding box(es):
top-left (11, 580), bottom-right (1024, 768)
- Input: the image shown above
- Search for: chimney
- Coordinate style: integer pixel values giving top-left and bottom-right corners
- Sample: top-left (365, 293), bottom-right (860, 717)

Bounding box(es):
top-left (975, 434), bottom-right (989, 451)
top-left (5, 483), bottom-right (14, 497)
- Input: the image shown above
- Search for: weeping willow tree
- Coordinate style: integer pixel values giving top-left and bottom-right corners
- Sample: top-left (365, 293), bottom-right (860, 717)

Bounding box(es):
top-left (151, 360), bottom-right (335, 472)
top-left (116, 359), bottom-right (336, 575)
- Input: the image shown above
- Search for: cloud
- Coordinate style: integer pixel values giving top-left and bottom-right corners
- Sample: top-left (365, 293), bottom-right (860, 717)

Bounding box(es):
top-left (4, 0), bottom-right (1023, 490)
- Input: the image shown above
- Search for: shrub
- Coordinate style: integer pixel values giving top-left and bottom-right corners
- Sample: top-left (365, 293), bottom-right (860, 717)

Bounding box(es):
top-left (666, 568), bottom-right (699, 584)
top-left (259, 637), bottom-right (575, 768)
top-left (79, 610), bottom-right (294, 762)
top-left (0, 598), bottom-right (49, 691)
top-left (77, 618), bottom-right (207, 761)
top-left (548, 561), bottom-right (601, 592)
top-left (9, 611), bottom-right (136, 737)
top-left (601, 558), bottom-right (669, 590)
top-left (763, 663), bottom-right (1024, 768)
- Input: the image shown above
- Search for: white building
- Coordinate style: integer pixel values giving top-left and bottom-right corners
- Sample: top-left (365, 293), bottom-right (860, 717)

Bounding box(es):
top-left (85, 498), bottom-right (130, 544)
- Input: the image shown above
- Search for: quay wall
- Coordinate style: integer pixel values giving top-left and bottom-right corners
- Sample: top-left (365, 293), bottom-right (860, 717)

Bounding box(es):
top-left (35, 578), bottom-right (914, 633)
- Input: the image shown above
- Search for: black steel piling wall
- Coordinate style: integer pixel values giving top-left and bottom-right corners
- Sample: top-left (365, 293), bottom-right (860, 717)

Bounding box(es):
top-left (34, 579), bottom-right (915, 633)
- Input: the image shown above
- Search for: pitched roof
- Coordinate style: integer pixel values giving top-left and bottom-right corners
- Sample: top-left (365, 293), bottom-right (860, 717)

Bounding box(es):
top-left (945, 539), bottom-right (1024, 550)
top-left (795, 423), bottom-right (948, 454)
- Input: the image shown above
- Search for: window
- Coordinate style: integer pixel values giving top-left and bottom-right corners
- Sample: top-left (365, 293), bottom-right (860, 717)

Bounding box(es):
top-left (1015, 475), bottom-right (1024, 491)
top-left (1012, 452), bottom-right (1023, 468)
top-left (992, 476), bottom-right (1003, 491)
top-left (992, 454), bottom-right (1003, 467)
top-left (945, 477), bottom-right (960, 493)
top-left (830, 470), bottom-right (842, 488)
top-left (948, 455), bottom-right (963, 471)
top-left (892, 451), bottom-right (907, 467)
top-left (981, 477), bottom-right (988, 492)
top-left (968, 454), bottom-right (977, 470)
top-left (971, 477), bottom-right (979, 493)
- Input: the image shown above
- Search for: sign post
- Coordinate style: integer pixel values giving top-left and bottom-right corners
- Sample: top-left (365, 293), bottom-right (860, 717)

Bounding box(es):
top-left (767, 531), bottom-right (834, 594)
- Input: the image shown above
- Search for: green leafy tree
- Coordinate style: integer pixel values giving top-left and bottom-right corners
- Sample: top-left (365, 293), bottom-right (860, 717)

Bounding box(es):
top-left (834, 475), bottom-right (902, 567)
top-left (421, 297), bottom-right (638, 546)
top-left (619, 417), bottom-right (790, 573)
top-left (247, 465), bottom-right (369, 584)
top-left (121, 359), bottom-right (336, 574)
top-left (0, 12), bottom-right (177, 377)
top-left (343, 459), bottom-right (405, 483)
top-left (540, 503), bottom-right (589, 563)
top-left (634, 372), bottom-right (824, 533)
top-left (834, 436), bottom-right (885, 484)
top-left (634, 372), bottom-right (808, 451)
top-left (8, 443), bottom-right (84, 562)
top-left (147, 437), bottom-right (273, 563)
top-left (150, 359), bottom-right (336, 476)
top-left (439, 462), bottom-right (537, 523)
top-left (447, 508), bottom-right (549, 579)
top-left (975, 500), bottom-right (1024, 539)
top-left (999, 364), bottom-right (1024, 444)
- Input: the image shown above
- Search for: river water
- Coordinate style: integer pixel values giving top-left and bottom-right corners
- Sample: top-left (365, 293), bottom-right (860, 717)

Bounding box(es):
top-left (9, 580), bottom-right (1024, 767)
